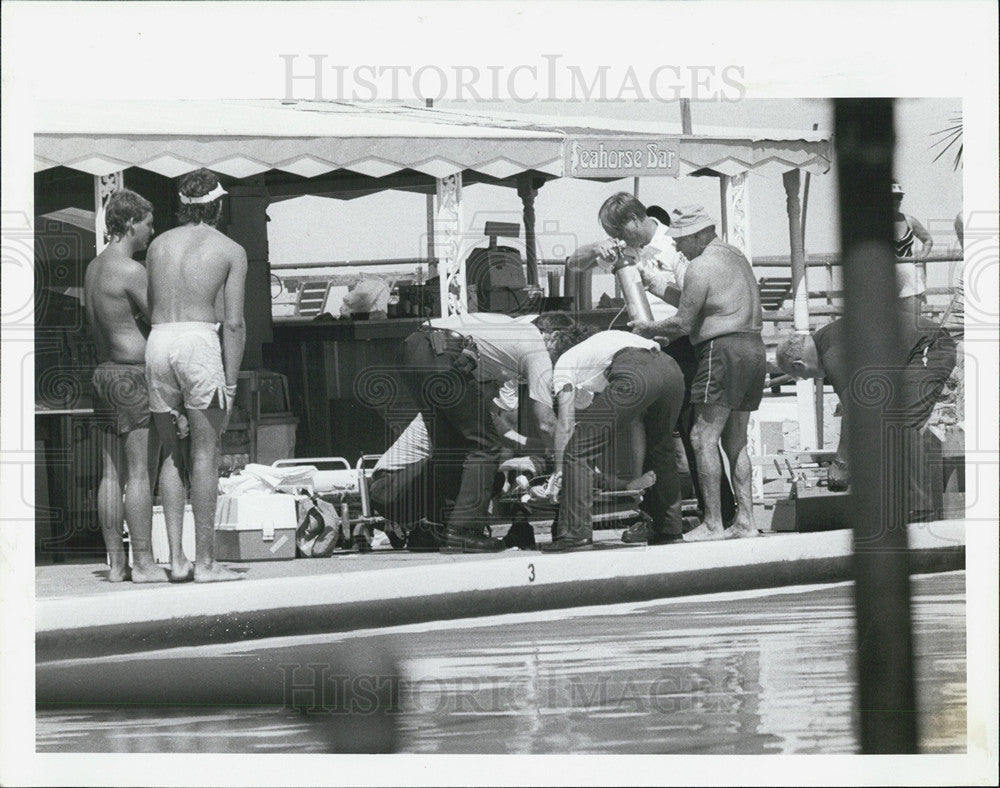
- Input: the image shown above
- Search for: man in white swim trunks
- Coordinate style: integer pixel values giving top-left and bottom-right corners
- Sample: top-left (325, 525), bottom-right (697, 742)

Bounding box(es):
top-left (145, 168), bottom-right (248, 582)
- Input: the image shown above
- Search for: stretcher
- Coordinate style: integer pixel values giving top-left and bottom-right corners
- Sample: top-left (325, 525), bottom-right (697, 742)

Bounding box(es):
top-left (271, 456), bottom-right (388, 550)
top-left (492, 473), bottom-right (649, 530)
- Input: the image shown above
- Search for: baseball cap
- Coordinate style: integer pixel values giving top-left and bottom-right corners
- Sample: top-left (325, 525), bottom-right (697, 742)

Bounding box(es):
top-left (664, 205), bottom-right (716, 237)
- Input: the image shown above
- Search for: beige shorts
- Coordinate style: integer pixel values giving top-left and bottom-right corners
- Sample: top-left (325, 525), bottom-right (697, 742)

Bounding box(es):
top-left (145, 322), bottom-right (226, 413)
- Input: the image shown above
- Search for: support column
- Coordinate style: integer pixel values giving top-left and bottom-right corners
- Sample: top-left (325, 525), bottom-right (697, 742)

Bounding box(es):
top-left (227, 178), bottom-right (273, 369)
top-left (720, 172), bottom-right (752, 261)
top-left (784, 169), bottom-right (819, 450)
top-left (93, 172), bottom-right (124, 254)
top-left (425, 192), bottom-right (435, 262)
top-left (517, 174), bottom-right (539, 287)
top-left (435, 173), bottom-right (467, 316)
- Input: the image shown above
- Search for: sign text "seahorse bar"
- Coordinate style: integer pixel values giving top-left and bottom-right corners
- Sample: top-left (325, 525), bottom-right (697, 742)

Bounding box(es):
top-left (566, 137), bottom-right (681, 178)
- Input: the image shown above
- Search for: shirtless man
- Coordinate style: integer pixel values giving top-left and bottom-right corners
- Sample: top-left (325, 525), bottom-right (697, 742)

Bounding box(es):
top-left (631, 205), bottom-right (766, 541)
top-left (892, 181), bottom-right (934, 321)
top-left (84, 189), bottom-right (167, 582)
top-left (145, 168), bottom-right (247, 582)
top-left (566, 194), bottom-right (736, 537)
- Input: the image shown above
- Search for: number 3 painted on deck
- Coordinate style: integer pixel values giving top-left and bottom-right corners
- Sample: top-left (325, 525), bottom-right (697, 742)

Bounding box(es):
top-left (528, 563), bottom-right (535, 582)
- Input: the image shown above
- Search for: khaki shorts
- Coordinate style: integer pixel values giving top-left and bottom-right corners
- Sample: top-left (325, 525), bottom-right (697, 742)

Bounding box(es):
top-left (145, 322), bottom-right (226, 413)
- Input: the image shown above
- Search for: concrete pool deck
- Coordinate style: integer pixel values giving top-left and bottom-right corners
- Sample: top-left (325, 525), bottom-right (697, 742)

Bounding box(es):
top-left (36, 520), bottom-right (966, 661)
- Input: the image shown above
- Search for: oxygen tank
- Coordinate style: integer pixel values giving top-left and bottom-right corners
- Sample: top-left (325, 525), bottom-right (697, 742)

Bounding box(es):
top-left (612, 245), bottom-right (654, 322)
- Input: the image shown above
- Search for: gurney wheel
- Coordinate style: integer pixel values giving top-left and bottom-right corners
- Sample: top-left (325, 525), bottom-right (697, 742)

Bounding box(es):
top-left (387, 531), bottom-right (407, 550)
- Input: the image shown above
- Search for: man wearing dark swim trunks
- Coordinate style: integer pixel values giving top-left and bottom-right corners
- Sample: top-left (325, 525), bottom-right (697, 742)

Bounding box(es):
top-left (84, 189), bottom-right (167, 583)
top-left (631, 205), bottom-right (766, 541)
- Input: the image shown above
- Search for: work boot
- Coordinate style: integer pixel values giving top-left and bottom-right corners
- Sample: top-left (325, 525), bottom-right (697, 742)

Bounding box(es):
top-left (440, 526), bottom-right (506, 554)
top-left (407, 518), bottom-right (446, 552)
top-left (621, 519), bottom-right (649, 544)
top-left (539, 536), bottom-right (593, 552)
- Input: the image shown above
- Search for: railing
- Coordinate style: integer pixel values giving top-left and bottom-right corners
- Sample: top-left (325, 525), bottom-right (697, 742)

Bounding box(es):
top-left (270, 251), bottom-right (963, 321)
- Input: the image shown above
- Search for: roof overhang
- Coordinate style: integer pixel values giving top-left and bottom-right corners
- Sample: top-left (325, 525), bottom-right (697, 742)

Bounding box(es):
top-left (34, 100), bottom-right (833, 181)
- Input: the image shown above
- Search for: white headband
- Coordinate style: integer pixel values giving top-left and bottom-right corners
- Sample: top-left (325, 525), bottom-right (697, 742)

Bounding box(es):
top-left (179, 183), bottom-right (227, 204)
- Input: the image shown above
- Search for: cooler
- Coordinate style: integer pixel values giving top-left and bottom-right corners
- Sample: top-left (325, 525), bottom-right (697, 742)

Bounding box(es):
top-left (214, 491), bottom-right (298, 560)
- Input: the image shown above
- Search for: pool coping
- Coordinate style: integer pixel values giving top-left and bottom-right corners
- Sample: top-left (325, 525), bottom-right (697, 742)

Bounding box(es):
top-left (36, 522), bottom-right (966, 661)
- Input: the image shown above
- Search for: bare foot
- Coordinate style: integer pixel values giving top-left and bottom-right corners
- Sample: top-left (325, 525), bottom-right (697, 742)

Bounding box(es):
top-left (169, 559), bottom-right (195, 583)
top-left (131, 563), bottom-right (170, 583)
top-left (194, 563), bottom-right (244, 583)
top-left (682, 522), bottom-right (726, 542)
top-left (723, 524), bottom-right (761, 539)
top-left (626, 471), bottom-right (657, 491)
top-left (108, 564), bottom-right (131, 583)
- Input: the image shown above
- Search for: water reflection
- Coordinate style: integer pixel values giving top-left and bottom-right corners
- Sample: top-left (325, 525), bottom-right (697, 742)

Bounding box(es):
top-left (36, 572), bottom-right (965, 754)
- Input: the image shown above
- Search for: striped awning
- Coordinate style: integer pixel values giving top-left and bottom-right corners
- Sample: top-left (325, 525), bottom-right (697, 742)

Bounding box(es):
top-left (34, 100), bottom-right (833, 181)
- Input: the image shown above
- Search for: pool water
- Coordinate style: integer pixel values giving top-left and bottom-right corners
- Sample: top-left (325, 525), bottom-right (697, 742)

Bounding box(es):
top-left (36, 571), bottom-right (966, 754)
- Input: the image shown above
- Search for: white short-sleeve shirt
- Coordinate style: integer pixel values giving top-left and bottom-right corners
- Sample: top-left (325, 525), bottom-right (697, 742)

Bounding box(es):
top-left (429, 313), bottom-right (553, 406)
top-left (552, 330), bottom-right (659, 410)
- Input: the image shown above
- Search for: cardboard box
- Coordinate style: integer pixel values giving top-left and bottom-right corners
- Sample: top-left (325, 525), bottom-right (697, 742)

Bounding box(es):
top-left (770, 487), bottom-right (851, 532)
top-left (214, 492), bottom-right (297, 561)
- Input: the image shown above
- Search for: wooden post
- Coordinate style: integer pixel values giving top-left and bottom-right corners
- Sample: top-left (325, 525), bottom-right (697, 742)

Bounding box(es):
top-left (784, 168), bottom-right (819, 450)
top-left (517, 174), bottom-right (539, 287)
top-left (226, 178), bottom-right (273, 370)
top-left (435, 173), bottom-right (466, 316)
top-left (720, 172), bottom-right (752, 261)
top-left (835, 97), bottom-right (917, 755)
top-left (93, 172), bottom-right (124, 254)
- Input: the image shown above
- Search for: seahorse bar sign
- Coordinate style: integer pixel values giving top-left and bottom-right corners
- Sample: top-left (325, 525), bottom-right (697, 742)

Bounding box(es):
top-left (566, 137), bottom-right (680, 178)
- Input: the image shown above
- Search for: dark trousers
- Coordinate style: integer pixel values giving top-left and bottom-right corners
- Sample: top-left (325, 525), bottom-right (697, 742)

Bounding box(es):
top-left (401, 331), bottom-right (501, 531)
top-left (897, 332), bottom-right (957, 517)
top-left (368, 461), bottom-right (430, 529)
top-left (663, 337), bottom-right (737, 522)
top-left (557, 348), bottom-right (685, 541)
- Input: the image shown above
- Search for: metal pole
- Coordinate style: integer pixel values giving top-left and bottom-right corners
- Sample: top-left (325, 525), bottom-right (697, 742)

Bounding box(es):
top-left (835, 98), bottom-right (918, 754)
top-left (785, 169), bottom-right (819, 449)
top-left (425, 98), bottom-right (435, 261)
top-left (680, 99), bottom-right (692, 135)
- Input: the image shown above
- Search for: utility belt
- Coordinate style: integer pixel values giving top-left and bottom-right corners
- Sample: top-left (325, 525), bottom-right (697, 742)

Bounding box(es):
top-left (418, 326), bottom-right (480, 375)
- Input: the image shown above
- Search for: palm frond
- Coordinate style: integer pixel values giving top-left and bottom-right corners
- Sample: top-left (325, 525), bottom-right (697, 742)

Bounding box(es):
top-left (930, 114), bottom-right (963, 171)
